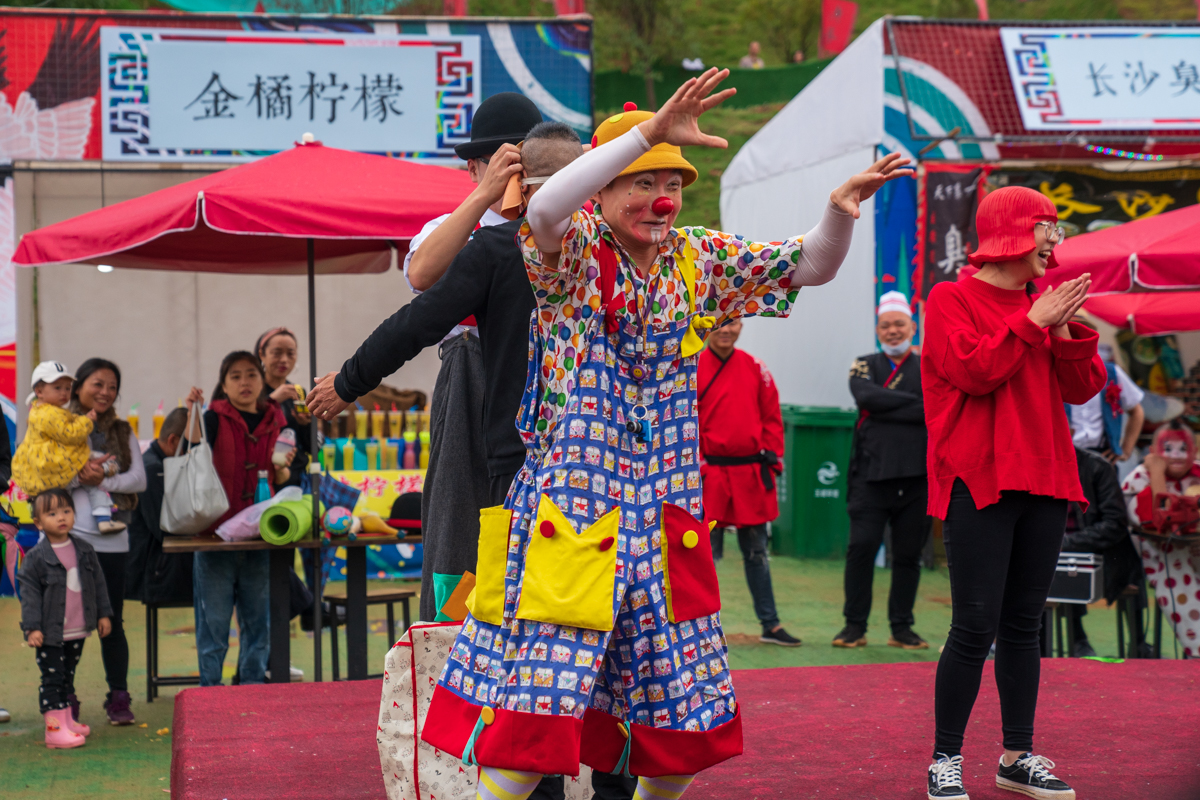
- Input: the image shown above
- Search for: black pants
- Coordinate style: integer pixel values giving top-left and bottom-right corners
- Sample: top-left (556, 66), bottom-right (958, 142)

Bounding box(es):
top-left (711, 524), bottom-right (780, 631)
top-left (844, 477), bottom-right (930, 631)
top-left (934, 480), bottom-right (1066, 757)
top-left (96, 551), bottom-right (129, 694)
top-left (36, 639), bottom-right (85, 713)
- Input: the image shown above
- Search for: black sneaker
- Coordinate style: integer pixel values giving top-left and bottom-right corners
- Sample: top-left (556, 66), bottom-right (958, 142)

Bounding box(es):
top-left (832, 624), bottom-right (867, 648)
top-left (1071, 639), bottom-right (1097, 659)
top-left (928, 753), bottom-right (968, 799)
top-left (759, 627), bottom-right (802, 646)
top-left (889, 627), bottom-right (930, 650)
top-left (996, 753), bottom-right (1076, 799)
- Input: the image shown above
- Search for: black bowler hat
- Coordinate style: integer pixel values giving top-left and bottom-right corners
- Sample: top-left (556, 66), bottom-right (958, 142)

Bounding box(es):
top-left (454, 92), bottom-right (543, 159)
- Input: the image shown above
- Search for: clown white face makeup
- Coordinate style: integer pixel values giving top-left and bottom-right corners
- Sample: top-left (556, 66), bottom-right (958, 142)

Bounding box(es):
top-left (1153, 426), bottom-right (1197, 480)
top-left (595, 169), bottom-right (684, 257)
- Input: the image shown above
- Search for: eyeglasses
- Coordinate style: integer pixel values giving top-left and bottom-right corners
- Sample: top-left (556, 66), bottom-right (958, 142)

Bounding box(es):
top-left (1035, 221), bottom-right (1066, 243)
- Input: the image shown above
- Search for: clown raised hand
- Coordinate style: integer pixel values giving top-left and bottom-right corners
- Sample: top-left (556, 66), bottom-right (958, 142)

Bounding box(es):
top-left (637, 67), bottom-right (738, 150)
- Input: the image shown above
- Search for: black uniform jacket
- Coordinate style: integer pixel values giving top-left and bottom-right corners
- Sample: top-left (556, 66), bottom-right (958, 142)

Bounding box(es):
top-left (848, 350), bottom-right (927, 483)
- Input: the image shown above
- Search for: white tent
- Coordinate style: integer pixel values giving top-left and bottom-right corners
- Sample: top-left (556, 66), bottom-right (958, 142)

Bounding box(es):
top-left (719, 20), bottom-right (886, 408)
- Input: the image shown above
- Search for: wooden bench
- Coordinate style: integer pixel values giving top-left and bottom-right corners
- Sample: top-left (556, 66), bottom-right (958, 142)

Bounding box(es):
top-left (323, 587), bottom-right (416, 680)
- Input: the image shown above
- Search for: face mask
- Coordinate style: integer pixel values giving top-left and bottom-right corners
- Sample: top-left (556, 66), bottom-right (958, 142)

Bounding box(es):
top-left (881, 338), bottom-right (912, 358)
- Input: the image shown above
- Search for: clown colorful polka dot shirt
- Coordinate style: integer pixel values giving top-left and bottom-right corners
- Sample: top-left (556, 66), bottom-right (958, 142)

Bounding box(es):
top-left (519, 210), bottom-right (802, 442)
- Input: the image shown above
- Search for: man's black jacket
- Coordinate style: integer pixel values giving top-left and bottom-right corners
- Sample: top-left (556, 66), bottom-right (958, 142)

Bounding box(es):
top-left (335, 219), bottom-right (535, 479)
top-left (848, 350), bottom-right (926, 483)
top-left (1064, 446), bottom-right (1143, 603)
top-left (126, 440), bottom-right (194, 605)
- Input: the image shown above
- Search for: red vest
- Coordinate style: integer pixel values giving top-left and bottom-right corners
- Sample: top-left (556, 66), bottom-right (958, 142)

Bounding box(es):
top-left (209, 398), bottom-right (285, 530)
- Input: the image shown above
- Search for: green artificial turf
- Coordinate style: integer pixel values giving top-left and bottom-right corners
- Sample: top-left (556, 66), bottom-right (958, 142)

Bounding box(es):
top-left (0, 557), bottom-right (1137, 797)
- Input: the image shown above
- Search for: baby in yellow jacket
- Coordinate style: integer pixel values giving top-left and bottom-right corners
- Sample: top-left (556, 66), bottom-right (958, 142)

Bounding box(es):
top-left (13, 362), bottom-right (125, 534)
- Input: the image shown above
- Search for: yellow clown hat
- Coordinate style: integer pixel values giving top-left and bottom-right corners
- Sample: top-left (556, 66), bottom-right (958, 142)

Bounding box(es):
top-left (591, 102), bottom-right (698, 187)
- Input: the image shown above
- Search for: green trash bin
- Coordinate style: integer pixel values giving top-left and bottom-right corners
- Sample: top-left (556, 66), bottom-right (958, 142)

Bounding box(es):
top-left (773, 405), bottom-right (857, 559)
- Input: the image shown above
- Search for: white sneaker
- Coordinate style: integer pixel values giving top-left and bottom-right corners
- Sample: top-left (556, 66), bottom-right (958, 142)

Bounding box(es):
top-left (289, 665), bottom-right (304, 681)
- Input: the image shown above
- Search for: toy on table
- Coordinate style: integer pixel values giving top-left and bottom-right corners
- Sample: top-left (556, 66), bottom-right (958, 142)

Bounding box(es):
top-left (321, 505), bottom-right (398, 543)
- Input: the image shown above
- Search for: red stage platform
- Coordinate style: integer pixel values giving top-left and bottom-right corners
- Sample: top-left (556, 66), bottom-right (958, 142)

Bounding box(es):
top-left (171, 660), bottom-right (1198, 800)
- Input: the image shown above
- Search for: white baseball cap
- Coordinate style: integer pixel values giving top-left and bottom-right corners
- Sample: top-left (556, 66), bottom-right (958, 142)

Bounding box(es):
top-left (31, 361), bottom-right (71, 389)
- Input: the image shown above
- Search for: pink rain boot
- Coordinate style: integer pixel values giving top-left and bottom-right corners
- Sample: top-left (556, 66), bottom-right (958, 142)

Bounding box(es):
top-left (44, 709), bottom-right (86, 749)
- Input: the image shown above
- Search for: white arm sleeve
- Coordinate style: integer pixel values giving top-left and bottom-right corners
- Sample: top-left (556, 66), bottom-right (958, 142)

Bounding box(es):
top-left (526, 126), bottom-right (652, 252)
top-left (791, 201), bottom-right (856, 287)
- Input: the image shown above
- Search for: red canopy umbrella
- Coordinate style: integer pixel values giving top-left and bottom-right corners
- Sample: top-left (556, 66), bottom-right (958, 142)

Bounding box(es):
top-left (13, 141), bottom-right (474, 682)
top-left (13, 138), bottom-right (475, 414)
top-left (1078, 291), bottom-right (1200, 336)
top-left (1039, 203), bottom-right (1200, 335)
top-left (13, 139), bottom-right (474, 274)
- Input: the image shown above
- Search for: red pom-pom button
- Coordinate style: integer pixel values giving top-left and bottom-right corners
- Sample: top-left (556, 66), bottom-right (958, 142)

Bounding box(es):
top-left (623, 101), bottom-right (638, 112)
top-left (591, 134), bottom-right (599, 149)
top-left (539, 520), bottom-right (556, 538)
top-left (651, 196), bottom-right (675, 216)
top-left (599, 536), bottom-right (615, 551)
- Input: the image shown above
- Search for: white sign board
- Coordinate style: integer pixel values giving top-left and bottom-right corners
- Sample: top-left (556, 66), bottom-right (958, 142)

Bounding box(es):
top-left (101, 28), bottom-right (480, 162)
top-left (1000, 27), bottom-right (1200, 131)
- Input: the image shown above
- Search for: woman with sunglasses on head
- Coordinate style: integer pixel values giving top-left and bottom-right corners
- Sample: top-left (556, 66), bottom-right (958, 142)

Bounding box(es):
top-left (921, 187), bottom-right (1106, 800)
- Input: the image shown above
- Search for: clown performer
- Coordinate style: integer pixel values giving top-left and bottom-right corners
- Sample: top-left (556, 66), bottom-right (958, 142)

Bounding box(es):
top-left (1121, 420), bottom-right (1200, 658)
top-left (420, 68), bottom-right (912, 800)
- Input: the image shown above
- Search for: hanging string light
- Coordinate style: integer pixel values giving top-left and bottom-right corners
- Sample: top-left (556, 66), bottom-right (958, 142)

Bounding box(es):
top-left (1084, 144), bottom-right (1163, 162)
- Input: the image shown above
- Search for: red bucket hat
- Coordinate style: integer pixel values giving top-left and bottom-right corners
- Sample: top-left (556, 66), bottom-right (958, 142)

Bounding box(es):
top-left (968, 186), bottom-right (1059, 268)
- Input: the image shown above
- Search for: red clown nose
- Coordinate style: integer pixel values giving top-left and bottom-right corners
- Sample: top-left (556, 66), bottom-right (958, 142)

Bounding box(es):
top-left (651, 196), bottom-right (675, 216)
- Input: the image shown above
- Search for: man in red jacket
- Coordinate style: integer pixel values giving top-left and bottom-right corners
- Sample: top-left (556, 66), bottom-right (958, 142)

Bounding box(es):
top-left (699, 320), bottom-right (801, 646)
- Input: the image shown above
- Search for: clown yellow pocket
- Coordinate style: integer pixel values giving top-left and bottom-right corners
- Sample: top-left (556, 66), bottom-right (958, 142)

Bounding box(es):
top-left (516, 494), bottom-right (619, 631)
top-left (466, 505), bottom-right (513, 626)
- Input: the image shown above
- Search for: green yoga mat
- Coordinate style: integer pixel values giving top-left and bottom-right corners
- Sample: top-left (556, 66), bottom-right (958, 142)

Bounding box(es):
top-left (260, 499), bottom-right (315, 545)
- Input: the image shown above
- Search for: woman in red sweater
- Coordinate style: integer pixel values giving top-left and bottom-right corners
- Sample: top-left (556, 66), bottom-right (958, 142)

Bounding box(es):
top-left (921, 187), bottom-right (1106, 800)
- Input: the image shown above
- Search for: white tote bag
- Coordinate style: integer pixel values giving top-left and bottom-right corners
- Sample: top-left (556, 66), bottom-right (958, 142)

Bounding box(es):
top-left (160, 405), bottom-right (229, 535)
top-left (377, 622), bottom-right (593, 800)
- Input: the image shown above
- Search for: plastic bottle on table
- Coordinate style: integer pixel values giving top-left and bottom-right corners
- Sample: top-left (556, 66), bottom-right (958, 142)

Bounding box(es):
top-left (255, 470), bottom-right (271, 504)
top-left (388, 404), bottom-right (403, 438)
top-left (323, 442), bottom-right (336, 470)
top-left (365, 440), bottom-right (379, 471)
top-left (127, 404), bottom-right (140, 438)
top-left (418, 430), bottom-right (430, 469)
top-left (385, 440), bottom-right (399, 470)
top-left (342, 440), bottom-right (357, 471)
top-left (354, 405), bottom-right (368, 439)
top-left (403, 431), bottom-right (417, 469)
top-left (372, 405), bottom-right (386, 439)
top-left (152, 401), bottom-right (165, 439)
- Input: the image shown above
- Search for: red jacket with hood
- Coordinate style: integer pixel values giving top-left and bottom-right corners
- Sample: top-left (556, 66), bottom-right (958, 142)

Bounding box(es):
top-left (208, 398), bottom-right (285, 530)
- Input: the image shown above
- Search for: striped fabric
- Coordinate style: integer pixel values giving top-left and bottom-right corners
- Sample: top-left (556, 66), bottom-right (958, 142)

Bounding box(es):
top-left (633, 775), bottom-right (696, 800)
top-left (476, 767), bottom-right (542, 800)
